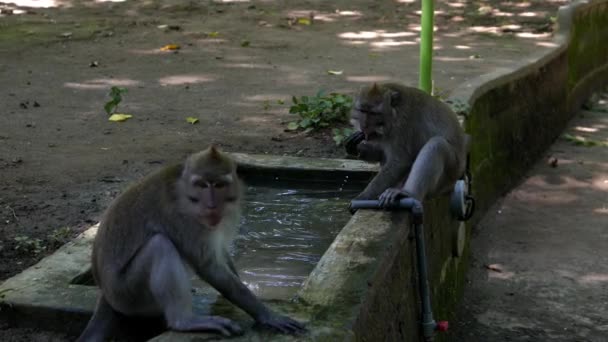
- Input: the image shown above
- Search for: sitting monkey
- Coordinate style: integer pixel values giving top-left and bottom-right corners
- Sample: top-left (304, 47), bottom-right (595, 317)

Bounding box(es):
top-left (345, 83), bottom-right (470, 207)
top-left (78, 146), bottom-right (305, 341)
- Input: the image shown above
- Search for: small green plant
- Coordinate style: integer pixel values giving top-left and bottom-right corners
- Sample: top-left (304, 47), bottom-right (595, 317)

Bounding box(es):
top-left (445, 98), bottom-right (470, 116)
top-left (332, 128), bottom-right (355, 146)
top-left (14, 235), bottom-right (45, 255)
top-left (104, 86), bottom-right (128, 115)
top-left (48, 226), bottom-right (72, 247)
top-left (287, 91), bottom-right (353, 133)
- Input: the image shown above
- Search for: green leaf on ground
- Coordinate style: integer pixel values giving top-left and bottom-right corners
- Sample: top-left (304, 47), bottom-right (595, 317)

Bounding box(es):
top-left (108, 114), bottom-right (133, 122)
top-left (186, 117), bottom-right (199, 124)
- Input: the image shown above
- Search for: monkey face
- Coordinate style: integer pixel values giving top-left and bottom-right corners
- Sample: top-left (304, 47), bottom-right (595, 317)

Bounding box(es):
top-left (351, 84), bottom-right (398, 141)
top-left (179, 173), bottom-right (238, 228)
top-left (351, 103), bottom-right (386, 141)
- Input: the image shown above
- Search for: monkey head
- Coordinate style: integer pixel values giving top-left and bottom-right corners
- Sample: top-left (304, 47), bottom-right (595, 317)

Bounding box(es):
top-left (177, 146), bottom-right (240, 228)
top-left (351, 83), bottom-right (400, 141)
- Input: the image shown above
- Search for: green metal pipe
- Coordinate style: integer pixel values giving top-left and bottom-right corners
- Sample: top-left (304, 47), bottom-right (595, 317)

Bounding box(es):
top-left (419, 0), bottom-right (434, 94)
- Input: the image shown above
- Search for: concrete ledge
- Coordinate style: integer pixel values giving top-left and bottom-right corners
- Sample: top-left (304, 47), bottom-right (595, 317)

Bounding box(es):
top-left (451, 0), bottom-right (608, 216)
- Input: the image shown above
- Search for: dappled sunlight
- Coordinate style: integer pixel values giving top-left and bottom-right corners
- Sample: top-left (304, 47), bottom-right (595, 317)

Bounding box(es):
top-left (436, 56), bottom-right (475, 62)
top-left (219, 63), bottom-right (275, 70)
top-left (158, 74), bottom-right (216, 86)
top-left (64, 78), bottom-right (141, 90)
top-left (339, 30), bottom-right (416, 40)
top-left (454, 45), bottom-right (471, 50)
top-left (594, 207), bottom-right (608, 215)
top-left (446, 2), bottom-right (466, 8)
top-left (414, 10), bottom-right (447, 16)
top-left (578, 273), bottom-right (608, 285)
top-left (238, 115), bottom-right (277, 125)
top-left (245, 94), bottom-right (290, 103)
top-left (343, 40), bottom-right (367, 46)
top-left (501, 1), bottom-right (532, 9)
top-left (287, 9), bottom-right (362, 23)
top-left (371, 40), bottom-right (416, 48)
top-left (592, 177), bottom-right (608, 191)
top-left (536, 41), bottom-right (559, 48)
top-left (469, 26), bottom-right (502, 34)
top-left (519, 11), bottom-right (543, 17)
top-left (575, 126), bottom-right (599, 133)
top-left (516, 32), bottom-right (551, 39)
top-left (1, 0), bottom-right (59, 8)
top-left (346, 75), bottom-right (392, 83)
top-left (339, 30), bottom-right (418, 50)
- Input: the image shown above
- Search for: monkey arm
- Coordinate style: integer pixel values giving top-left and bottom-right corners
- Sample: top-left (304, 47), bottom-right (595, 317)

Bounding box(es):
top-left (344, 131), bottom-right (365, 156)
top-left (355, 158), bottom-right (411, 200)
top-left (198, 258), bottom-right (306, 334)
top-left (357, 141), bottom-right (385, 163)
top-left (201, 263), bottom-right (271, 319)
top-left (344, 131), bottom-right (385, 163)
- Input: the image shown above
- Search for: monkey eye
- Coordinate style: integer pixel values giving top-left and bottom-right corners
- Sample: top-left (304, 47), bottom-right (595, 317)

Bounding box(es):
top-left (188, 196), bottom-right (199, 203)
top-left (213, 181), bottom-right (227, 189)
top-left (192, 179), bottom-right (210, 188)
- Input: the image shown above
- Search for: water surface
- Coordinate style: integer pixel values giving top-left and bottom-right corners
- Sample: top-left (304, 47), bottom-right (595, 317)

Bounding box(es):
top-left (192, 184), bottom-right (357, 301)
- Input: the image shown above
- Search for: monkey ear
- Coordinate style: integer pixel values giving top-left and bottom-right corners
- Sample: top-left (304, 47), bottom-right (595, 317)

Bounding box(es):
top-left (389, 90), bottom-right (401, 106)
top-left (209, 144), bottom-right (221, 160)
top-left (369, 83), bottom-right (382, 96)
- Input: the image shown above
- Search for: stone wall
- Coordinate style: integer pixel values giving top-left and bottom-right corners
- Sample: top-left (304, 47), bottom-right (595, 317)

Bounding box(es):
top-left (300, 0), bottom-right (608, 340)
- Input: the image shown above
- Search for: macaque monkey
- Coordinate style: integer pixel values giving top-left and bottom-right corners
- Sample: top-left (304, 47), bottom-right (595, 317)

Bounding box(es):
top-left (345, 83), bottom-right (470, 207)
top-left (78, 146), bottom-right (305, 341)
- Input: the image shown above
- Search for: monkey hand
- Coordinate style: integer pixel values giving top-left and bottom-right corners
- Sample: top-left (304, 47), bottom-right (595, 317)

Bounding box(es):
top-left (255, 313), bottom-right (307, 335)
top-left (378, 188), bottom-right (412, 209)
top-left (344, 131), bottom-right (365, 156)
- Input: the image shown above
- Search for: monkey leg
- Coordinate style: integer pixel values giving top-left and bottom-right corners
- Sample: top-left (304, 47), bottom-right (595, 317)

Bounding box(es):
top-left (115, 234), bottom-right (243, 337)
top-left (402, 136), bottom-right (459, 201)
top-left (76, 295), bottom-right (120, 342)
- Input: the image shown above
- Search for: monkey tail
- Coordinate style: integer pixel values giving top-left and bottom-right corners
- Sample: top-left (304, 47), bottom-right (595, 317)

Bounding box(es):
top-left (77, 295), bottom-right (120, 342)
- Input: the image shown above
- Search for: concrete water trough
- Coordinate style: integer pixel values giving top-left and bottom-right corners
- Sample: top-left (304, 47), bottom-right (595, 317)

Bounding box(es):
top-left (6, 153), bottom-right (451, 341)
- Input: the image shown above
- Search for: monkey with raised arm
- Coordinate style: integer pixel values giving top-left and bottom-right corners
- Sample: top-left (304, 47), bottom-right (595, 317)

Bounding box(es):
top-left (78, 146), bottom-right (305, 341)
top-left (345, 83), bottom-right (470, 207)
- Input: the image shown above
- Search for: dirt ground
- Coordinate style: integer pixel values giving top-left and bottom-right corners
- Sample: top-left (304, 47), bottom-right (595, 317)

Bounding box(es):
top-left (451, 92), bottom-right (608, 341)
top-left (0, 0), bottom-right (568, 340)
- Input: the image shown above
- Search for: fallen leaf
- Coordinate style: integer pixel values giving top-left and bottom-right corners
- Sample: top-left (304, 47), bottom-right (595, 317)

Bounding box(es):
top-left (286, 122), bottom-right (299, 131)
top-left (297, 18), bottom-right (311, 25)
top-left (484, 264), bottom-right (503, 273)
top-left (327, 70), bottom-right (343, 75)
top-left (186, 117), bottom-right (199, 124)
top-left (241, 40), bottom-right (251, 47)
top-left (207, 31), bottom-right (220, 38)
top-left (108, 114), bottom-right (133, 122)
top-left (160, 44), bottom-right (181, 51)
